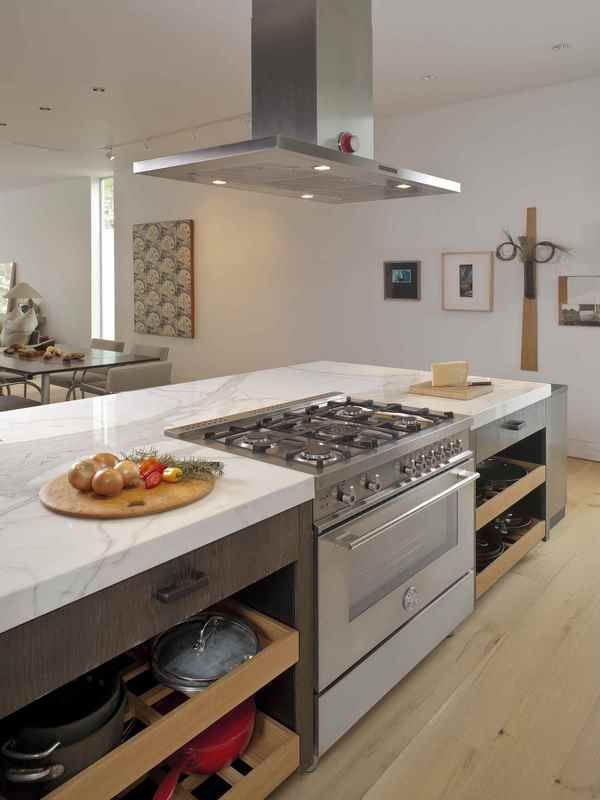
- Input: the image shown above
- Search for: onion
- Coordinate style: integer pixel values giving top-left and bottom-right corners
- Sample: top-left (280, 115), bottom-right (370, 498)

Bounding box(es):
top-left (92, 467), bottom-right (124, 497)
top-left (68, 459), bottom-right (98, 492)
top-left (94, 452), bottom-right (119, 468)
top-left (115, 459), bottom-right (141, 488)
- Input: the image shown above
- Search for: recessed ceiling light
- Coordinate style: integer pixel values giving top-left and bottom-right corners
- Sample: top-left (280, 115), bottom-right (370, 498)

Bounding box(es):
top-left (212, 179), bottom-right (227, 185)
top-left (421, 73), bottom-right (438, 81)
top-left (301, 193), bottom-right (314, 199)
top-left (313, 164), bottom-right (331, 172)
top-left (39, 106), bottom-right (52, 111)
top-left (91, 86), bottom-right (106, 93)
top-left (552, 41), bottom-right (570, 51)
top-left (396, 183), bottom-right (412, 190)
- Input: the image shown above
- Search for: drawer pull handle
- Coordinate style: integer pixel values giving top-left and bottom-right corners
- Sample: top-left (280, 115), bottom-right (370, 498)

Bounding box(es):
top-left (502, 420), bottom-right (526, 431)
top-left (156, 572), bottom-right (209, 604)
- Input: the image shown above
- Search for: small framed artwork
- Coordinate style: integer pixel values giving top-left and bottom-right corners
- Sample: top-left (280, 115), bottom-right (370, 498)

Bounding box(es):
top-left (442, 251), bottom-right (494, 311)
top-left (384, 261), bottom-right (421, 300)
top-left (559, 275), bottom-right (600, 325)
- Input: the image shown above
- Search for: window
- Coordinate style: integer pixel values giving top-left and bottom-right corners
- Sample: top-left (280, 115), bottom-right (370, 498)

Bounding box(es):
top-left (91, 176), bottom-right (115, 339)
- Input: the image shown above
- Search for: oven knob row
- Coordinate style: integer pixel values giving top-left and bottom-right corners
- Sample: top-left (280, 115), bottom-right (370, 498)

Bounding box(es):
top-left (338, 484), bottom-right (357, 506)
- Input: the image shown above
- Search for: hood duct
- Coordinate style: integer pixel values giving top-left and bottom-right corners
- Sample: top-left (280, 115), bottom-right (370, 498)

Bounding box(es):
top-left (133, 0), bottom-right (460, 204)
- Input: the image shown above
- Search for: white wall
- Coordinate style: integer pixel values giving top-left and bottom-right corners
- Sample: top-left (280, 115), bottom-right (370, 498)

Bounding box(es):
top-left (0, 178), bottom-right (92, 345)
top-left (115, 77), bottom-right (600, 459)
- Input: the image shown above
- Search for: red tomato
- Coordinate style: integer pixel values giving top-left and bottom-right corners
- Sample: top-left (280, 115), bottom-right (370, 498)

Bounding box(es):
top-left (139, 458), bottom-right (166, 479)
top-left (144, 469), bottom-right (163, 489)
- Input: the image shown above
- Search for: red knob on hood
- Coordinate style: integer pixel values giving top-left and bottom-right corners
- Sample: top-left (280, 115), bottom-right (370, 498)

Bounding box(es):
top-left (338, 131), bottom-right (360, 154)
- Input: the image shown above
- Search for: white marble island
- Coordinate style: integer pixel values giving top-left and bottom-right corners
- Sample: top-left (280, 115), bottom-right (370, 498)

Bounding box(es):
top-left (0, 361), bottom-right (551, 635)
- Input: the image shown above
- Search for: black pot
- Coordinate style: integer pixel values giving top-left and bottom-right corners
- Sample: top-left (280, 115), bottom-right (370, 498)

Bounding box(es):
top-left (1, 668), bottom-right (125, 798)
top-left (2, 689), bottom-right (126, 797)
top-left (6, 666), bottom-right (121, 754)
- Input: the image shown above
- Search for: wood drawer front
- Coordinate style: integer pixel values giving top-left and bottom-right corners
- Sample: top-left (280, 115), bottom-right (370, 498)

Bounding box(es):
top-left (0, 506), bottom-right (303, 719)
top-left (474, 400), bottom-right (546, 462)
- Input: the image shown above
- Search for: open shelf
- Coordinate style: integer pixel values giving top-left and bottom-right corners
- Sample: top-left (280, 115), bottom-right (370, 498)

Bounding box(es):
top-left (476, 519), bottom-right (545, 598)
top-left (45, 602), bottom-right (299, 800)
top-left (476, 458), bottom-right (545, 532)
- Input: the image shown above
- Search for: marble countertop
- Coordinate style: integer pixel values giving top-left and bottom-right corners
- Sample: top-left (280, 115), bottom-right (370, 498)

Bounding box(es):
top-left (0, 361), bottom-right (550, 634)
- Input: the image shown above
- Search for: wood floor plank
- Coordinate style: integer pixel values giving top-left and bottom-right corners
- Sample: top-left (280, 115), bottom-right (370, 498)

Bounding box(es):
top-left (277, 458), bottom-right (600, 800)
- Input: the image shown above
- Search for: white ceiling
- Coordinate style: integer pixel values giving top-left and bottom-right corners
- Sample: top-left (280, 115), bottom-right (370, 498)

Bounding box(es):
top-left (1, 0), bottom-right (600, 191)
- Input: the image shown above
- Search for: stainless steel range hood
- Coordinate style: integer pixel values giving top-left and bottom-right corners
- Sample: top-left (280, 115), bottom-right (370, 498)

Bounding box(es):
top-left (133, 0), bottom-right (460, 204)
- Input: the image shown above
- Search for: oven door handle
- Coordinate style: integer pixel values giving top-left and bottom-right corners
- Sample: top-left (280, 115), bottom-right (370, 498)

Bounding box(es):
top-left (335, 469), bottom-right (479, 551)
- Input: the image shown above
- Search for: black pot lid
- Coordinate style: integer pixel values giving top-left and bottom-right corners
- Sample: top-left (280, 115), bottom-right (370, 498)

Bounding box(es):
top-left (477, 459), bottom-right (528, 486)
top-left (152, 613), bottom-right (259, 689)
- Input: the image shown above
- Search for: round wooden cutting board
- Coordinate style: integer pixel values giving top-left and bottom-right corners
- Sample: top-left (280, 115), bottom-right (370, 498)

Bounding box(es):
top-left (39, 473), bottom-right (215, 519)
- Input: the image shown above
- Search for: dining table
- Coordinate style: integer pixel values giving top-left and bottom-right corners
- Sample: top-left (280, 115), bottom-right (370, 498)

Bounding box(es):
top-left (0, 347), bottom-right (160, 404)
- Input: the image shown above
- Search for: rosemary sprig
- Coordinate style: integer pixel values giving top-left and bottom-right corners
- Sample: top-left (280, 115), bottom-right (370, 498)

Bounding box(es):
top-left (125, 447), bottom-right (224, 480)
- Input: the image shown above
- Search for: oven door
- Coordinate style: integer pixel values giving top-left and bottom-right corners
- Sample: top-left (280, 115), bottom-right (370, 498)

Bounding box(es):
top-left (318, 460), bottom-right (477, 691)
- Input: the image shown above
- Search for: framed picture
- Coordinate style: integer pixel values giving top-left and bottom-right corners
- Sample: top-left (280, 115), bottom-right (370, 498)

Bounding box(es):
top-left (558, 275), bottom-right (600, 326)
top-left (384, 261), bottom-right (421, 300)
top-left (133, 220), bottom-right (195, 338)
top-left (442, 251), bottom-right (494, 311)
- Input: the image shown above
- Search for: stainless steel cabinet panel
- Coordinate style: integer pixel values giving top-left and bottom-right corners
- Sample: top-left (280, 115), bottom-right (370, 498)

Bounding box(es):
top-left (474, 400), bottom-right (547, 463)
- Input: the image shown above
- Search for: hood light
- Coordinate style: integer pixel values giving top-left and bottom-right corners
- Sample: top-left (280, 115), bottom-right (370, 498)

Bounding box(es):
top-left (212, 179), bottom-right (227, 185)
top-left (313, 164), bottom-right (331, 172)
top-left (396, 183), bottom-right (412, 190)
top-left (301, 193), bottom-right (314, 199)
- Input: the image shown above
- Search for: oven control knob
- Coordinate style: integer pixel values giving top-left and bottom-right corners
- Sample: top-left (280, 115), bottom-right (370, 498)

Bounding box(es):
top-left (365, 473), bottom-right (382, 492)
top-left (403, 459), bottom-right (417, 477)
top-left (451, 439), bottom-right (463, 455)
top-left (415, 455), bottom-right (426, 473)
top-left (338, 484), bottom-right (357, 506)
top-left (438, 444), bottom-right (448, 461)
top-left (426, 449), bottom-right (439, 468)
top-left (403, 585), bottom-right (419, 612)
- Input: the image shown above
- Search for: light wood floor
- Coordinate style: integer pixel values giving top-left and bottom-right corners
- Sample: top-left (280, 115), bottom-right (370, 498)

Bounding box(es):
top-left (276, 458), bottom-right (600, 800)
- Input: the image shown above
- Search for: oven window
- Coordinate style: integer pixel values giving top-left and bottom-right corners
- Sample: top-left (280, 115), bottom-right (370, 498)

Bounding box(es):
top-left (349, 493), bottom-right (457, 620)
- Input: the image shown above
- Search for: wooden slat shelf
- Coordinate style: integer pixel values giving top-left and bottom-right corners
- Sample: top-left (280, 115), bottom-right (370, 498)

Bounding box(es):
top-left (476, 519), bottom-right (545, 598)
top-left (476, 458), bottom-right (545, 531)
top-left (45, 602), bottom-right (299, 800)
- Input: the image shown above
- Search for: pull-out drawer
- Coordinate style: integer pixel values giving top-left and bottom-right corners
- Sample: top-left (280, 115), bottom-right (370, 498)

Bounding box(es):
top-left (45, 603), bottom-right (300, 800)
top-left (0, 506), bottom-right (302, 719)
top-left (473, 400), bottom-right (546, 462)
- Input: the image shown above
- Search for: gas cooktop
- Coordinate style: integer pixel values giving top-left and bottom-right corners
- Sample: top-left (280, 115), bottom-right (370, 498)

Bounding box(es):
top-left (166, 394), bottom-right (464, 468)
top-left (166, 393), bottom-right (472, 523)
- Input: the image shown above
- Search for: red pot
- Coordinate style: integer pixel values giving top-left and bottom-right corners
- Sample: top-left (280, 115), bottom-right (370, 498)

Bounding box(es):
top-left (153, 698), bottom-right (256, 800)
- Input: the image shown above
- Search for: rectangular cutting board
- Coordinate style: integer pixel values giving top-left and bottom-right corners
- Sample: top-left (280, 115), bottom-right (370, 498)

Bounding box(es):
top-left (408, 381), bottom-right (494, 400)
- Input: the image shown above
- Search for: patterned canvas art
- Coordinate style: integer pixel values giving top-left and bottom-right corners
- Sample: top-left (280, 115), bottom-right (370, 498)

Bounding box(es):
top-left (133, 220), bottom-right (194, 338)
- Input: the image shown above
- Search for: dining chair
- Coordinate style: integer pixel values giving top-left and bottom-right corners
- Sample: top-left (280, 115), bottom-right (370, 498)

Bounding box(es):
top-left (131, 344), bottom-right (170, 361)
top-left (76, 342), bottom-right (170, 399)
top-left (52, 338), bottom-right (125, 397)
top-left (79, 361), bottom-right (173, 396)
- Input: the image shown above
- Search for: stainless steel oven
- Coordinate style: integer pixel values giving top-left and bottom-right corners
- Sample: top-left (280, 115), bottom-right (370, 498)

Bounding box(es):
top-left (317, 459), bottom-right (477, 753)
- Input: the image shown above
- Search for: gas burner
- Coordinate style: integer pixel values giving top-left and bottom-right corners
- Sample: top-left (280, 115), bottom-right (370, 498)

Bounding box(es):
top-left (230, 429), bottom-right (284, 452)
top-left (290, 441), bottom-right (351, 467)
top-left (387, 416), bottom-right (421, 433)
top-left (314, 422), bottom-right (364, 439)
top-left (330, 405), bottom-right (371, 421)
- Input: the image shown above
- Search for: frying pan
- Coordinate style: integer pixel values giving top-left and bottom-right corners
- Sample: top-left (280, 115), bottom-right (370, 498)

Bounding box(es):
top-left (153, 698), bottom-right (256, 800)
